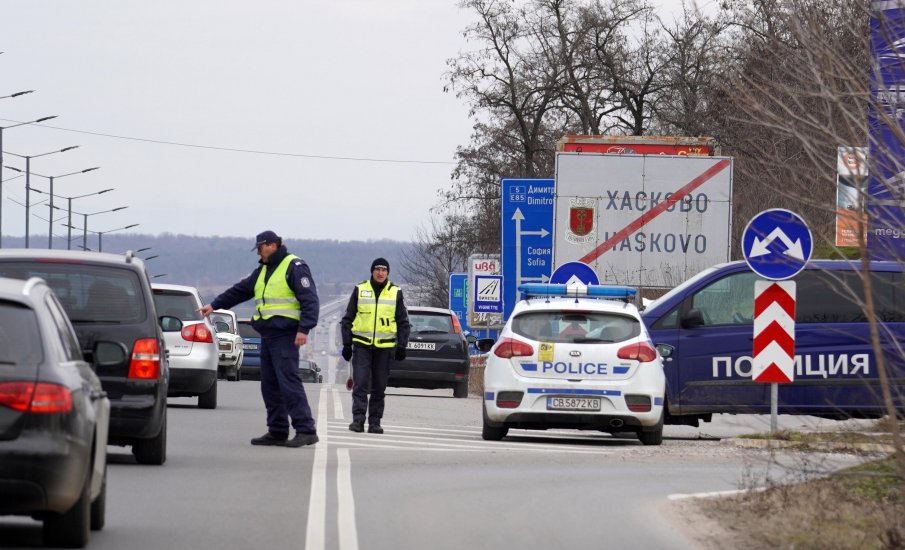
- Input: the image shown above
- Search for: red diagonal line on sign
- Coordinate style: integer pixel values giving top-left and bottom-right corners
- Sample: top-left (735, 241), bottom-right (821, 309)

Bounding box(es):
top-left (578, 158), bottom-right (731, 264)
top-left (756, 363), bottom-right (792, 384)
top-left (755, 283), bottom-right (796, 317)
top-left (754, 321), bottom-right (795, 357)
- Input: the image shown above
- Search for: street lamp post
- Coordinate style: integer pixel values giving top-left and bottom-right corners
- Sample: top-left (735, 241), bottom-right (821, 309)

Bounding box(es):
top-left (6, 166), bottom-right (99, 248)
top-left (0, 114), bottom-right (57, 248)
top-left (96, 224), bottom-right (139, 252)
top-left (63, 211), bottom-right (131, 252)
top-left (5, 145), bottom-right (79, 248)
top-left (40, 189), bottom-right (116, 249)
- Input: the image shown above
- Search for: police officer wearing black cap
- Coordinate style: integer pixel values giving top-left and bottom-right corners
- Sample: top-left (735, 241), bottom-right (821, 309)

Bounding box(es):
top-left (200, 230), bottom-right (320, 447)
top-left (340, 257), bottom-right (410, 434)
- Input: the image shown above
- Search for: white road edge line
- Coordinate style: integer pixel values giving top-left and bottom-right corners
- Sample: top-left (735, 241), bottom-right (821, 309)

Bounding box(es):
top-left (336, 448), bottom-right (359, 550)
top-left (667, 488), bottom-right (750, 501)
top-left (305, 385), bottom-right (330, 550)
top-left (333, 387), bottom-right (344, 419)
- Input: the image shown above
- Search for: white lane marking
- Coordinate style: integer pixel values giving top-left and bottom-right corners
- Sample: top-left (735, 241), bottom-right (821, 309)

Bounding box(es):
top-left (305, 386), bottom-right (330, 550)
top-left (667, 488), bottom-right (764, 501)
top-left (333, 387), bottom-right (344, 419)
top-left (336, 448), bottom-right (358, 550)
top-left (328, 434), bottom-right (610, 454)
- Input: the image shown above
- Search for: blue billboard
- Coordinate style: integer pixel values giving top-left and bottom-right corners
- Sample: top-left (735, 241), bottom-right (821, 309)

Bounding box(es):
top-left (501, 178), bottom-right (554, 320)
top-left (448, 272), bottom-right (469, 334)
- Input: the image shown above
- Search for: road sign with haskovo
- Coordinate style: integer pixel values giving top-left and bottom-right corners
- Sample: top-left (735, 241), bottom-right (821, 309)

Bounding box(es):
top-left (743, 209), bottom-right (813, 280)
top-left (501, 178), bottom-right (554, 320)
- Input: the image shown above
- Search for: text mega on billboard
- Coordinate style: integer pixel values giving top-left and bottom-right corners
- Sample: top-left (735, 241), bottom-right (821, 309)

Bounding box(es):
top-left (553, 153), bottom-right (733, 288)
top-left (557, 135), bottom-right (718, 156)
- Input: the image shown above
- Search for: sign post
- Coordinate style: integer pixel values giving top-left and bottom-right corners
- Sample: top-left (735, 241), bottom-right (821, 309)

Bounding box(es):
top-left (448, 273), bottom-right (470, 335)
top-left (501, 178), bottom-right (554, 320)
top-left (742, 209), bottom-right (812, 433)
top-left (468, 254), bottom-right (503, 331)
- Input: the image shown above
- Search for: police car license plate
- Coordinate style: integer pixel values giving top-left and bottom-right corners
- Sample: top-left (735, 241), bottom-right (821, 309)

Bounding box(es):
top-left (407, 342), bottom-right (436, 351)
top-left (547, 397), bottom-right (601, 411)
top-left (243, 344), bottom-right (258, 350)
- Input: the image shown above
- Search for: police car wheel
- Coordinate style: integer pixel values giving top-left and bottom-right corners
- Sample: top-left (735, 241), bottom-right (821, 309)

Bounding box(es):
top-left (481, 404), bottom-right (508, 441)
top-left (637, 416), bottom-right (664, 446)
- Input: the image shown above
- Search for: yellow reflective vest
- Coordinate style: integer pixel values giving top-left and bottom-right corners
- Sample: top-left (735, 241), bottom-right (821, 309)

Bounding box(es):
top-left (253, 254), bottom-right (301, 321)
top-left (350, 280), bottom-right (399, 348)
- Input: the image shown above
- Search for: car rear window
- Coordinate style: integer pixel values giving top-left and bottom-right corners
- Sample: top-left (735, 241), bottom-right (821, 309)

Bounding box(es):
top-left (237, 322), bottom-right (261, 339)
top-left (211, 312), bottom-right (235, 332)
top-left (153, 289), bottom-right (202, 321)
top-left (511, 311), bottom-right (641, 344)
top-left (299, 360), bottom-right (315, 370)
top-left (0, 262), bottom-right (146, 324)
top-left (0, 301), bottom-right (43, 365)
top-left (410, 312), bottom-right (453, 334)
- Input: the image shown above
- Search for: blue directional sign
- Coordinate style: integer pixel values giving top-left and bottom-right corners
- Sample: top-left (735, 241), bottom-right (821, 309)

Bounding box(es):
top-left (550, 261), bottom-right (600, 285)
top-left (448, 273), bottom-right (470, 334)
top-left (742, 209), bottom-right (813, 280)
top-left (502, 178), bottom-right (554, 320)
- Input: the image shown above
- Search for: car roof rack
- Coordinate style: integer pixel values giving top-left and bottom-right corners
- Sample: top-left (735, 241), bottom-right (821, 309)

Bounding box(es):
top-left (518, 283), bottom-right (637, 304)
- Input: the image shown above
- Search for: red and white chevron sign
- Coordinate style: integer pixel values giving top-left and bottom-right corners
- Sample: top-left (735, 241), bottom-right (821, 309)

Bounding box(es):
top-left (753, 280), bottom-right (796, 383)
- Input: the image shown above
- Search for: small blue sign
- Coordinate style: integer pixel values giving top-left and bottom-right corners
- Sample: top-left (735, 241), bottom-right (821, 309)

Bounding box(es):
top-left (550, 261), bottom-right (600, 285)
top-left (448, 273), bottom-right (469, 333)
top-left (473, 275), bottom-right (503, 313)
top-left (742, 209), bottom-right (813, 280)
top-left (501, 178), bottom-right (554, 320)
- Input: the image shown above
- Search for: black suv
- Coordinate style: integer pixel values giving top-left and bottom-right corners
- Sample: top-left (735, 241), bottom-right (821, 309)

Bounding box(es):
top-left (388, 306), bottom-right (471, 398)
top-left (0, 249), bottom-right (170, 465)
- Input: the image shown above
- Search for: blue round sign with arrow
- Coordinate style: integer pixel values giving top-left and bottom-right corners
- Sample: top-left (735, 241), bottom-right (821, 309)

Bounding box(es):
top-left (742, 209), bottom-right (813, 280)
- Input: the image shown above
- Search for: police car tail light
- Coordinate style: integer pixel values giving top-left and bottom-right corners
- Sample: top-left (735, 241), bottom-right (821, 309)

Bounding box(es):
top-left (494, 337), bottom-right (534, 359)
top-left (129, 338), bottom-right (161, 379)
top-left (450, 314), bottom-right (462, 334)
top-left (496, 391), bottom-right (524, 408)
top-left (625, 394), bottom-right (652, 413)
top-left (182, 323), bottom-right (214, 343)
top-left (0, 382), bottom-right (73, 413)
top-left (617, 342), bottom-right (657, 363)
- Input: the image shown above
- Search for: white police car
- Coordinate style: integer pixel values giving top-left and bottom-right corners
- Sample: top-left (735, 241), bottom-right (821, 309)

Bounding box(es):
top-left (478, 284), bottom-right (666, 445)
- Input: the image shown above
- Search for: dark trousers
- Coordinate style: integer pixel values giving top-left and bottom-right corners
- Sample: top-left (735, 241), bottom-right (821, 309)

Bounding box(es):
top-left (260, 334), bottom-right (316, 434)
top-left (351, 346), bottom-right (391, 424)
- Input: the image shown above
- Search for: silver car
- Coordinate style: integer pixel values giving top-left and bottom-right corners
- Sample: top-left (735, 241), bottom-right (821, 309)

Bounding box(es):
top-left (151, 283), bottom-right (219, 409)
top-left (212, 309), bottom-right (243, 381)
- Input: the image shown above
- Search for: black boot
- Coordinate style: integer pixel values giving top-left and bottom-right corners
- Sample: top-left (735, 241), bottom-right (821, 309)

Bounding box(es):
top-left (368, 422), bottom-right (383, 434)
top-left (349, 421), bottom-right (364, 432)
top-left (250, 432), bottom-right (289, 446)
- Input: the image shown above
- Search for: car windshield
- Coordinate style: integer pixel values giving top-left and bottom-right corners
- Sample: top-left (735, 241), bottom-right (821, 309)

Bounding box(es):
top-left (0, 300), bottom-right (43, 365)
top-left (0, 261), bottom-right (146, 324)
top-left (299, 360), bottom-right (314, 370)
top-left (153, 289), bottom-right (202, 321)
top-left (410, 313), bottom-right (452, 334)
top-left (237, 323), bottom-right (260, 339)
top-left (511, 310), bottom-right (641, 344)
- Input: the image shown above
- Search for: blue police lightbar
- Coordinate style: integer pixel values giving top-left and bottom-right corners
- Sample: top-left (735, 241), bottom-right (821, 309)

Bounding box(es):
top-left (518, 283), bottom-right (636, 299)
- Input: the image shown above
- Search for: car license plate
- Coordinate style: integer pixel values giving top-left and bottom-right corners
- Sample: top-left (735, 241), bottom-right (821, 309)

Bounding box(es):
top-left (218, 343), bottom-right (230, 351)
top-left (243, 344), bottom-right (258, 350)
top-left (407, 342), bottom-right (436, 351)
top-left (546, 397), bottom-right (601, 411)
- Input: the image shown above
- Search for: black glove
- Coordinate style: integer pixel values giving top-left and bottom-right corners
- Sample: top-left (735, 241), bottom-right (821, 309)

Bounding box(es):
top-left (342, 345), bottom-right (352, 362)
top-left (394, 347), bottom-right (406, 361)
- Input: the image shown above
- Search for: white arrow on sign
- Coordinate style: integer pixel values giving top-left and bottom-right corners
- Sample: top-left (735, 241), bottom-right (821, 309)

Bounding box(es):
top-left (512, 207), bottom-right (551, 291)
top-left (749, 227), bottom-right (804, 259)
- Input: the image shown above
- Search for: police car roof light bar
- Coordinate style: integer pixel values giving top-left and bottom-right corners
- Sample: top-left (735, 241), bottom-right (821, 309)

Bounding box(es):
top-left (518, 283), bottom-right (637, 300)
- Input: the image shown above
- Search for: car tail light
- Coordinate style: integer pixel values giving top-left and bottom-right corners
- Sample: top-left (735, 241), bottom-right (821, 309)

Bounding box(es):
top-left (182, 323), bottom-right (214, 343)
top-left (450, 314), bottom-right (462, 334)
top-left (129, 338), bottom-right (161, 379)
top-left (617, 342), bottom-right (658, 363)
top-left (0, 382), bottom-right (72, 413)
top-left (494, 337), bottom-right (534, 358)
top-left (624, 394), bottom-right (652, 412)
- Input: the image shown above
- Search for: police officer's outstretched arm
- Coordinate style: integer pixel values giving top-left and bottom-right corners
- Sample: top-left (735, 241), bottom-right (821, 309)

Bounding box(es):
top-left (288, 259), bottom-right (319, 347)
top-left (201, 271), bottom-right (259, 317)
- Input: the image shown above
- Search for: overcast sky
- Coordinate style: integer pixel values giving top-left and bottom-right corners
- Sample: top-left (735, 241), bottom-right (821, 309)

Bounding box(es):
top-left (0, 1), bottom-right (710, 246)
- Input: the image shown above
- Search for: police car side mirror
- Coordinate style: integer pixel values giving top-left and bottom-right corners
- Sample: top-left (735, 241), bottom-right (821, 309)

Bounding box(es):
top-left (476, 338), bottom-right (495, 353)
top-left (681, 309), bottom-right (705, 329)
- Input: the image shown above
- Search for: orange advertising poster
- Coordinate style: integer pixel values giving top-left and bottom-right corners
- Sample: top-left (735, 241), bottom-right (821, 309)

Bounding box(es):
top-left (835, 147), bottom-right (867, 247)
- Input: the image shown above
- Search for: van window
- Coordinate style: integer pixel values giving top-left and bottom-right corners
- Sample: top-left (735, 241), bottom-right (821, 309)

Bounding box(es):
top-left (689, 271), bottom-right (758, 326)
top-left (797, 270), bottom-right (905, 323)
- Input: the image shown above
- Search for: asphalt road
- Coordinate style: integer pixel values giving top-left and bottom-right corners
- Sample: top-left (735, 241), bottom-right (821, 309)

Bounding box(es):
top-left (0, 362), bottom-right (869, 550)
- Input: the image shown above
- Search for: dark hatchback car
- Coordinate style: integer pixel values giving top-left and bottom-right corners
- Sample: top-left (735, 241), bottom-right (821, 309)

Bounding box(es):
top-left (0, 277), bottom-right (115, 547)
top-left (298, 359), bottom-right (322, 383)
top-left (389, 306), bottom-right (470, 398)
top-left (0, 250), bottom-right (170, 465)
top-left (237, 319), bottom-right (262, 379)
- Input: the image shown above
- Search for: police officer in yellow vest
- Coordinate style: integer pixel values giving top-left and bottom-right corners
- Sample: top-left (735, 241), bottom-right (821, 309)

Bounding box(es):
top-left (340, 258), bottom-right (410, 434)
top-left (200, 231), bottom-right (320, 448)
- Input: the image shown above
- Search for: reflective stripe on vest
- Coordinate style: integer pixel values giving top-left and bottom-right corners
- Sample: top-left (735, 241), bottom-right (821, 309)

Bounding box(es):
top-left (350, 280), bottom-right (399, 348)
top-left (253, 254), bottom-right (301, 321)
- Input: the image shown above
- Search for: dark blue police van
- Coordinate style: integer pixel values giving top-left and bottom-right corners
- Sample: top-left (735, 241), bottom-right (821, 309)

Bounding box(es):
top-left (642, 260), bottom-right (905, 426)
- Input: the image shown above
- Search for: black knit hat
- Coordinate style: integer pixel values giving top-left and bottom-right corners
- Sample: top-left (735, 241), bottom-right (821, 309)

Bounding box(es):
top-left (371, 257), bottom-right (389, 273)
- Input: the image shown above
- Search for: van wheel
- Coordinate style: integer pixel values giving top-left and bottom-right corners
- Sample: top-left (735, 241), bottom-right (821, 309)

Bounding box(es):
top-left (482, 403), bottom-right (508, 441)
top-left (133, 410), bottom-right (167, 465)
top-left (198, 380), bottom-right (218, 409)
top-left (90, 465), bottom-right (106, 531)
top-left (44, 464), bottom-right (91, 547)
